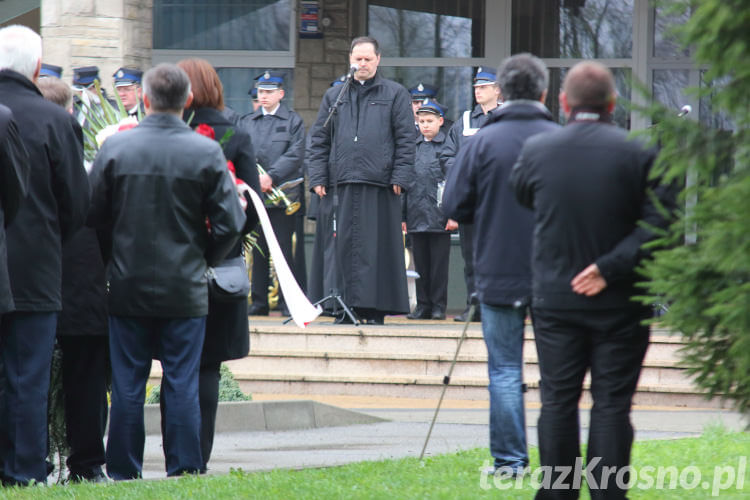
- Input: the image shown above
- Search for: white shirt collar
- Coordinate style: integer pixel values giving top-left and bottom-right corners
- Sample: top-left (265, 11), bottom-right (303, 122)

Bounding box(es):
top-left (262, 103), bottom-right (280, 116)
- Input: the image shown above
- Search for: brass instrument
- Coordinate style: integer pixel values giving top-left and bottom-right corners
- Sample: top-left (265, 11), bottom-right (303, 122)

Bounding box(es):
top-left (256, 163), bottom-right (302, 215)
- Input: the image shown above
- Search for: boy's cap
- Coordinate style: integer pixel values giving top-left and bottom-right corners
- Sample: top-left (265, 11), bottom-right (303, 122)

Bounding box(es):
top-left (113, 67), bottom-right (143, 87)
top-left (409, 82), bottom-right (438, 101)
top-left (72, 66), bottom-right (100, 88)
top-left (473, 66), bottom-right (497, 87)
top-left (249, 86), bottom-right (258, 99)
top-left (416, 98), bottom-right (445, 117)
top-left (331, 74), bottom-right (347, 87)
top-left (40, 63), bottom-right (62, 79)
top-left (254, 70), bottom-right (284, 90)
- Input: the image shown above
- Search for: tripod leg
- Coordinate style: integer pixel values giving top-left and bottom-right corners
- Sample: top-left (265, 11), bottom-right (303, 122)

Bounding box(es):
top-left (334, 295), bottom-right (359, 326)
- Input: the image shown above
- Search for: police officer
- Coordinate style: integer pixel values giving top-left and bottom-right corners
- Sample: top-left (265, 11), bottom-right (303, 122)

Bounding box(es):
top-left (241, 71), bottom-right (306, 316)
top-left (440, 67), bottom-right (502, 322)
top-left (112, 67), bottom-right (143, 116)
top-left (39, 63), bottom-right (63, 79)
top-left (408, 82), bottom-right (452, 136)
top-left (71, 66), bottom-right (108, 127)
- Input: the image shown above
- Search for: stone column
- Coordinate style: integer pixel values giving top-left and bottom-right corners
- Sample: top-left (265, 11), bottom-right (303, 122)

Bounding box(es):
top-left (40, 0), bottom-right (152, 89)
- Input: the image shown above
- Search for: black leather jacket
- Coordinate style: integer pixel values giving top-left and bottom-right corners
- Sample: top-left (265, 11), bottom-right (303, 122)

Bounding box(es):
top-left (88, 113), bottom-right (246, 317)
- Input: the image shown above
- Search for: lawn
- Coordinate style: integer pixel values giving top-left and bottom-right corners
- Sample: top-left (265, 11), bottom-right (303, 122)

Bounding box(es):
top-left (1, 427), bottom-right (747, 499)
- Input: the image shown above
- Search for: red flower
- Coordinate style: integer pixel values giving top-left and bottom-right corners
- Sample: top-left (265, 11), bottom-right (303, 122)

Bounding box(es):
top-left (117, 122), bottom-right (138, 132)
top-left (226, 160), bottom-right (236, 175)
top-left (195, 123), bottom-right (216, 140)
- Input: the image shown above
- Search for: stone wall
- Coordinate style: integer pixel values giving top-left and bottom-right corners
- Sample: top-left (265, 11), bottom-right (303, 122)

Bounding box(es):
top-left (40, 0), bottom-right (152, 89)
top-left (294, 0), bottom-right (354, 128)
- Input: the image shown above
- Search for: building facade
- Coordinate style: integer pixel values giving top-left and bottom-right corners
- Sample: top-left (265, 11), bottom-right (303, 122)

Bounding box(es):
top-left (1, 0), bottom-right (714, 130)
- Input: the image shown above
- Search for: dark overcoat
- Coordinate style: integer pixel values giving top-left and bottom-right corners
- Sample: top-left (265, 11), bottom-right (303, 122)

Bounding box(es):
top-left (403, 131), bottom-right (449, 233)
top-left (307, 73), bottom-right (414, 314)
top-left (0, 104), bottom-right (30, 315)
top-left (187, 107), bottom-right (260, 363)
top-left (0, 69), bottom-right (89, 313)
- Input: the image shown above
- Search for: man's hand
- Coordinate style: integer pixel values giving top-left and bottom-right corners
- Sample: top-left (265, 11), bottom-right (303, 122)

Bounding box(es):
top-left (259, 173), bottom-right (273, 193)
top-left (571, 263), bottom-right (607, 296)
top-left (392, 184), bottom-right (402, 195)
top-left (445, 219), bottom-right (458, 231)
top-left (313, 185), bottom-right (327, 198)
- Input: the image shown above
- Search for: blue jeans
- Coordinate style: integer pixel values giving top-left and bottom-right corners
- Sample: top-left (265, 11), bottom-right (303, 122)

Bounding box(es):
top-left (481, 303), bottom-right (528, 472)
top-left (106, 315), bottom-right (206, 480)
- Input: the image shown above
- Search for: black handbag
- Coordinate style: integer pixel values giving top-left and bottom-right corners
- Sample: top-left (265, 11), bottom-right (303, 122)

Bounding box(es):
top-left (207, 255), bottom-right (250, 301)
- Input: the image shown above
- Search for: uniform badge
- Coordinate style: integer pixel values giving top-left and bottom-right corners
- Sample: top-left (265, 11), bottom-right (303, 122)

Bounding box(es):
top-left (117, 70), bottom-right (124, 78)
top-left (264, 71), bottom-right (271, 80)
top-left (417, 83), bottom-right (424, 92)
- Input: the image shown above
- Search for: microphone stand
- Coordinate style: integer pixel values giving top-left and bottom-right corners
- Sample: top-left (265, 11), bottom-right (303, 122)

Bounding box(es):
top-left (285, 70), bottom-right (359, 325)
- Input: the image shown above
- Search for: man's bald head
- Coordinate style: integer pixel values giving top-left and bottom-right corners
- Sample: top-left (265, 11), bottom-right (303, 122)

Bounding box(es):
top-left (562, 61), bottom-right (616, 111)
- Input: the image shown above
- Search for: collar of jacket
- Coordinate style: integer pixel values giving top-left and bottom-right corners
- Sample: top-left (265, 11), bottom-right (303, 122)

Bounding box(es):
top-left (567, 107), bottom-right (613, 125)
top-left (185, 106), bottom-right (231, 127)
top-left (0, 68), bottom-right (42, 97)
top-left (139, 112), bottom-right (192, 130)
top-left (486, 99), bottom-right (554, 126)
top-left (353, 71), bottom-right (384, 91)
top-left (417, 129), bottom-right (446, 145)
top-left (249, 101), bottom-right (290, 120)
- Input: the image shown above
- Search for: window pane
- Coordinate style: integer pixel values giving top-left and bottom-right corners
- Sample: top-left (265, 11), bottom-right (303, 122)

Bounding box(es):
top-left (653, 5), bottom-right (690, 59)
top-left (216, 67), bottom-right (294, 117)
top-left (367, 1), bottom-right (484, 58)
top-left (545, 67), bottom-right (632, 129)
top-left (153, 0), bottom-right (290, 50)
top-left (512, 0), bottom-right (633, 58)
top-left (378, 66), bottom-right (475, 122)
top-left (700, 72), bottom-right (734, 131)
top-left (652, 69), bottom-right (689, 112)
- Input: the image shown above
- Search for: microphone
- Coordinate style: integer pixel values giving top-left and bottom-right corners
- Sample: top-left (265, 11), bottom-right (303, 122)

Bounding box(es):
top-left (678, 104), bottom-right (692, 118)
top-left (347, 64), bottom-right (359, 78)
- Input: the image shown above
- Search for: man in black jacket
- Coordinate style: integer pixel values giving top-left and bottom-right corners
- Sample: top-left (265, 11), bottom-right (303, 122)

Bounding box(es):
top-left (511, 61), bottom-right (671, 500)
top-left (88, 63), bottom-right (245, 480)
top-left (442, 54), bottom-right (559, 479)
top-left (0, 104), bottom-right (28, 316)
top-left (241, 71), bottom-right (305, 317)
top-left (0, 25), bottom-right (89, 486)
top-left (308, 36), bottom-right (414, 325)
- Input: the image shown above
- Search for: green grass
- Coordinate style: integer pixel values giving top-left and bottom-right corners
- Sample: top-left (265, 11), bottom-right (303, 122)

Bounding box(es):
top-left (1, 428), bottom-right (747, 499)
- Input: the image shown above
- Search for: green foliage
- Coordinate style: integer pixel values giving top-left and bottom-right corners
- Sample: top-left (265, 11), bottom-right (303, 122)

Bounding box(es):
top-left (1, 432), bottom-right (748, 498)
top-left (637, 0), bottom-right (750, 414)
top-left (218, 363), bottom-right (252, 402)
top-left (146, 364), bottom-right (251, 404)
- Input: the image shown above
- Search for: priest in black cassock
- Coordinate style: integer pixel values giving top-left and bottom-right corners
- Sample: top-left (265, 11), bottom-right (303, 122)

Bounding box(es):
top-left (308, 36), bottom-right (414, 325)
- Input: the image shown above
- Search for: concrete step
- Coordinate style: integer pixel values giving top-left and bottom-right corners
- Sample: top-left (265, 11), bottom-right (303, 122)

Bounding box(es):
top-left (229, 372), bottom-right (730, 409)
top-left (249, 324), bottom-right (686, 361)
top-left (239, 349), bottom-right (696, 389)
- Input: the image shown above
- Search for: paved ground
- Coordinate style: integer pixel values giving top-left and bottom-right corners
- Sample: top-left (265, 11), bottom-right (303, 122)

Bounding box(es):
top-left (139, 394), bottom-right (747, 479)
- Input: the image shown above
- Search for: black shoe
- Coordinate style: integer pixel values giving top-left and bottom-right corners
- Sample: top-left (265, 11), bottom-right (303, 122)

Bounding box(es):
top-left (248, 303), bottom-right (269, 316)
top-left (454, 307), bottom-right (470, 322)
top-left (333, 312), bottom-right (356, 324)
top-left (365, 316), bottom-right (384, 325)
top-left (431, 307), bottom-right (446, 320)
top-left (69, 468), bottom-right (108, 483)
top-left (407, 306), bottom-right (431, 320)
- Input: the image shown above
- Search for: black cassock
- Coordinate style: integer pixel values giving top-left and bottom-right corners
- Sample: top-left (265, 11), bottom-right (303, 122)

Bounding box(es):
top-left (309, 183), bottom-right (409, 316)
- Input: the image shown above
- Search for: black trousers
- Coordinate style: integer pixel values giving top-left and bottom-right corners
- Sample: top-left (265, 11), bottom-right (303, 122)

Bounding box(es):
top-left (531, 306), bottom-right (650, 500)
top-left (251, 208), bottom-right (296, 309)
top-left (411, 232), bottom-right (450, 311)
top-left (458, 223), bottom-right (476, 304)
top-left (58, 335), bottom-right (109, 476)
